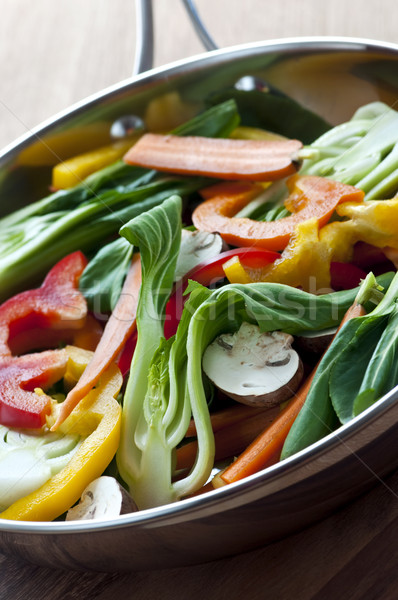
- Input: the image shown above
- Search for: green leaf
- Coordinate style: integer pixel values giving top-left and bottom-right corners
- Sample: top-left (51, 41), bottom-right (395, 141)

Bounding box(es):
top-left (280, 371), bottom-right (339, 461)
top-left (353, 389), bottom-right (377, 416)
top-left (353, 307), bottom-right (398, 417)
top-left (282, 271), bottom-right (398, 459)
top-left (328, 314), bottom-right (388, 423)
top-left (173, 99), bottom-right (240, 138)
top-left (0, 100), bottom-right (239, 301)
top-left (207, 89), bottom-right (331, 143)
top-left (79, 237), bottom-right (134, 313)
top-left (116, 195), bottom-right (183, 508)
top-left (120, 195), bottom-right (182, 323)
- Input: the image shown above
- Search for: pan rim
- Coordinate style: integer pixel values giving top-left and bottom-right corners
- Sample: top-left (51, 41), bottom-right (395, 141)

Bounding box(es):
top-left (1, 33), bottom-right (398, 537)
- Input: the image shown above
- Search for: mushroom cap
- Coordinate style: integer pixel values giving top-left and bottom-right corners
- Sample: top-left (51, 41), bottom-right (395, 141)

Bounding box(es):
top-left (296, 327), bottom-right (337, 355)
top-left (174, 230), bottom-right (225, 282)
top-left (202, 322), bottom-right (304, 408)
top-left (65, 476), bottom-right (137, 521)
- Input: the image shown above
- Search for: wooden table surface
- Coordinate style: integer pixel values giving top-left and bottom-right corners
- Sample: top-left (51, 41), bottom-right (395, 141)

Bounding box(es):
top-left (1, 1), bottom-right (398, 598)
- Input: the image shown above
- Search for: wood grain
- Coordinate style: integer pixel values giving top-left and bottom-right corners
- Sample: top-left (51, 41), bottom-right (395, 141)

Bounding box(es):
top-left (1, 469), bottom-right (398, 599)
top-left (1, 0), bottom-right (397, 148)
top-left (1, 1), bottom-right (398, 597)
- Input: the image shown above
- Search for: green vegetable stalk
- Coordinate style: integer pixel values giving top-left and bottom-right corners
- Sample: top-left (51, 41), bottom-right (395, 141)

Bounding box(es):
top-left (302, 101), bottom-right (398, 199)
top-left (281, 271), bottom-right (398, 460)
top-left (116, 196), bottom-right (215, 509)
top-left (0, 100), bottom-right (240, 301)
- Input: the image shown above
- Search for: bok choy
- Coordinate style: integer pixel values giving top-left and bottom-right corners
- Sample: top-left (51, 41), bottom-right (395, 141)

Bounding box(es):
top-left (116, 196), bottom-right (215, 509)
top-left (302, 101), bottom-right (398, 199)
top-left (281, 271), bottom-right (398, 460)
top-left (0, 100), bottom-right (240, 301)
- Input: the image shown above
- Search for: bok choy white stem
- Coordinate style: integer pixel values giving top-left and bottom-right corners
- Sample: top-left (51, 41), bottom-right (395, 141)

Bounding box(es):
top-left (116, 196), bottom-right (215, 509)
top-left (302, 101), bottom-right (398, 199)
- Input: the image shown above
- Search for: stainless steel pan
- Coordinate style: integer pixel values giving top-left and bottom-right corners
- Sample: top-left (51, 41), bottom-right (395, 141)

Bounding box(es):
top-left (1, 0), bottom-right (398, 572)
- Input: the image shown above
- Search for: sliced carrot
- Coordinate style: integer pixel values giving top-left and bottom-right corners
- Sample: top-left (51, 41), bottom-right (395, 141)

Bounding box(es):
top-left (176, 405), bottom-right (281, 471)
top-left (51, 254), bottom-right (141, 430)
top-left (124, 133), bottom-right (303, 181)
top-left (193, 175), bottom-right (364, 252)
top-left (185, 403), bottom-right (276, 437)
top-left (185, 481), bottom-right (215, 498)
top-left (218, 301), bottom-right (366, 485)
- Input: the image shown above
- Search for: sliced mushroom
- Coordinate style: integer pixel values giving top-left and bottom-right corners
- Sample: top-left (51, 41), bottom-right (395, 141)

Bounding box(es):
top-left (65, 476), bottom-right (137, 521)
top-left (296, 326), bottom-right (337, 355)
top-left (202, 322), bottom-right (303, 408)
top-left (174, 229), bottom-right (226, 282)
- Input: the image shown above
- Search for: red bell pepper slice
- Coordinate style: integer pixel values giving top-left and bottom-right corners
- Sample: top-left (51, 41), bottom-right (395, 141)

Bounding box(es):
top-left (351, 241), bottom-right (396, 275)
top-left (117, 330), bottom-right (138, 377)
top-left (0, 350), bottom-right (68, 429)
top-left (0, 251), bottom-right (90, 429)
top-left (330, 261), bottom-right (367, 291)
top-left (164, 247), bottom-right (279, 338)
top-left (0, 251), bottom-right (88, 358)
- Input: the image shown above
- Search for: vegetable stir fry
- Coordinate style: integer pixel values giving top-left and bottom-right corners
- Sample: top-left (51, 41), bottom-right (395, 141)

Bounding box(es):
top-left (1, 94), bottom-right (398, 521)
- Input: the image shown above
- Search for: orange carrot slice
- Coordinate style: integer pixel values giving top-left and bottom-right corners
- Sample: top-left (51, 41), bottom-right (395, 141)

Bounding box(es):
top-left (185, 403), bottom-right (277, 437)
top-left (176, 405), bottom-right (281, 471)
top-left (51, 254), bottom-right (141, 430)
top-left (193, 175), bottom-right (364, 251)
top-left (124, 134), bottom-right (303, 181)
top-left (218, 301), bottom-right (366, 485)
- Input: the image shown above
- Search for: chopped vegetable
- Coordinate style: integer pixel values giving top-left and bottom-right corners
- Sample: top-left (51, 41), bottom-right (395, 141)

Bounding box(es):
top-left (65, 476), bottom-right (137, 520)
top-left (281, 272), bottom-right (398, 458)
top-left (302, 101), bottom-right (398, 199)
top-left (79, 237), bottom-right (134, 314)
top-left (52, 139), bottom-right (138, 189)
top-left (0, 350), bottom-right (68, 430)
top-left (115, 198), bottom-right (220, 509)
top-left (192, 175), bottom-right (364, 251)
top-left (52, 253), bottom-right (141, 430)
top-left (0, 346), bottom-right (122, 521)
top-left (230, 125), bottom-right (286, 141)
top-left (0, 100), bottom-right (239, 301)
top-left (0, 422), bottom-right (81, 512)
top-left (252, 197), bottom-right (398, 291)
top-left (202, 323), bottom-right (303, 407)
top-left (330, 262), bottom-right (367, 291)
top-left (185, 402), bottom-right (278, 437)
top-left (320, 197), bottom-right (398, 262)
top-left (165, 246), bottom-right (279, 338)
top-left (0, 252), bottom-right (92, 429)
top-left (218, 280), bottom-right (372, 485)
top-left (173, 230), bottom-right (225, 283)
top-left (0, 251), bottom-right (87, 358)
top-left (124, 134), bottom-right (303, 181)
top-left (176, 404), bottom-right (281, 471)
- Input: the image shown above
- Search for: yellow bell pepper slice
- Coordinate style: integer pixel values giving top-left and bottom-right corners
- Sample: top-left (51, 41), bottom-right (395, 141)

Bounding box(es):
top-left (222, 255), bottom-right (252, 284)
top-left (230, 125), bottom-right (286, 141)
top-left (144, 91), bottom-right (199, 133)
top-left (224, 218), bottom-right (332, 293)
top-left (16, 123), bottom-right (114, 167)
top-left (52, 139), bottom-right (137, 189)
top-left (0, 346), bottom-right (122, 522)
top-left (225, 198), bottom-right (398, 292)
top-left (320, 197), bottom-right (398, 262)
